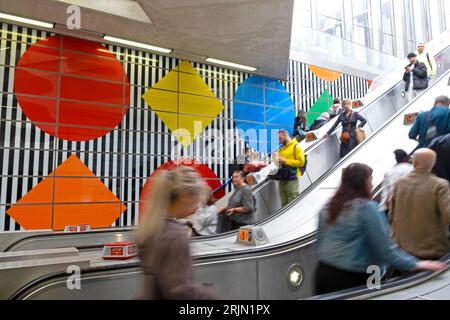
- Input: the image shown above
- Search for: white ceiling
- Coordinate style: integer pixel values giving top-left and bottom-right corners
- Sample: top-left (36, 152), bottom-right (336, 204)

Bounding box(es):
top-left (0, 0), bottom-right (294, 79)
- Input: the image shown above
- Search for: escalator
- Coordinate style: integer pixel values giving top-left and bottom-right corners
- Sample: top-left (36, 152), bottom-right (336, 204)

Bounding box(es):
top-left (6, 56), bottom-right (450, 300)
top-left (307, 254), bottom-right (450, 300)
top-left (201, 36), bottom-right (450, 236)
top-left (2, 34), bottom-right (449, 253)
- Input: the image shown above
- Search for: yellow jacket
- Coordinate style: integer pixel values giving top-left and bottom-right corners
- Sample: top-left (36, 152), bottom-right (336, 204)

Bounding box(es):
top-left (278, 138), bottom-right (306, 178)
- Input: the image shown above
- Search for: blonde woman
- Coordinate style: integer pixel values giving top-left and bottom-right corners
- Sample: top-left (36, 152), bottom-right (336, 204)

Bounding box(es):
top-left (136, 166), bottom-right (216, 300)
top-left (325, 99), bottom-right (367, 158)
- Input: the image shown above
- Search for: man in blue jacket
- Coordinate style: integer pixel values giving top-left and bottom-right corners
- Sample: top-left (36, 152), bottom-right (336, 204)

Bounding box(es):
top-left (409, 95), bottom-right (450, 148)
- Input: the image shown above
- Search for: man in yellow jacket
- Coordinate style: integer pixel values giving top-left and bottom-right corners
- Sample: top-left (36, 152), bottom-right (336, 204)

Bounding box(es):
top-left (276, 130), bottom-right (306, 206)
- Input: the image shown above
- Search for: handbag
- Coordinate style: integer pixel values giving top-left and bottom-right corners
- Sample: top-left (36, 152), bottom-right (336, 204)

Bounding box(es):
top-left (340, 131), bottom-right (350, 144)
top-left (339, 112), bottom-right (353, 144)
top-left (355, 128), bottom-right (366, 144)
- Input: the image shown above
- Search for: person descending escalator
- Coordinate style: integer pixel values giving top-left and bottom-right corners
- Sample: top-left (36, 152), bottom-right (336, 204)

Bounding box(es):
top-left (408, 95), bottom-right (450, 149)
top-left (328, 98), bottom-right (343, 119)
top-left (136, 166), bottom-right (216, 300)
top-left (428, 133), bottom-right (450, 184)
top-left (293, 110), bottom-right (308, 142)
top-left (389, 149), bottom-right (450, 261)
top-left (191, 188), bottom-right (218, 237)
top-left (379, 150), bottom-right (413, 215)
top-left (324, 99), bottom-right (367, 159)
top-left (306, 113), bottom-right (330, 132)
top-left (314, 163), bottom-right (446, 295)
top-left (416, 43), bottom-right (437, 81)
top-left (403, 52), bottom-right (429, 100)
top-left (216, 170), bottom-right (256, 233)
top-left (274, 130), bottom-right (306, 207)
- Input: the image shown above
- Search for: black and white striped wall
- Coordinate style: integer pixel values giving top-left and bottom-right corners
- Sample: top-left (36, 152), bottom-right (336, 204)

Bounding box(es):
top-left (0, 22), bottom-right (369, 231)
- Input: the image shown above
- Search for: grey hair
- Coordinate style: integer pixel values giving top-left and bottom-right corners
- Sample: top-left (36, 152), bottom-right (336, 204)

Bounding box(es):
top-left (435, 95), bottom-right (450, 106)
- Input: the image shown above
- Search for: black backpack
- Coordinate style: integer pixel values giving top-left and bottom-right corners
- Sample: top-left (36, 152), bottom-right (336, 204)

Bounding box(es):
top-left (274, 144), bottom-right (307, 180)
top-left (300, 154), bottom-right (308, 175)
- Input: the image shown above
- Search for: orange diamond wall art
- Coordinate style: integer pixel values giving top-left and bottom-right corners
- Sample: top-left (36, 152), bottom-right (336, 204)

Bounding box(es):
top-left (6, 155), bottom-right (126, 231)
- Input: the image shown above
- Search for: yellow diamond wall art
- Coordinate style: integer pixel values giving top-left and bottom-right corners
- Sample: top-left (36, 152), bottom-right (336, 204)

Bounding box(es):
top-left (142, 61), bottom-right (225, 147)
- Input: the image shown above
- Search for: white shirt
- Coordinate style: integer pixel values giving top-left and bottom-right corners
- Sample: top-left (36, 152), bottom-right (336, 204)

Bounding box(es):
top-left (408, 64), bottom-right (415, 92)
top-left (417, 52), bottom-right (437, 77)
top-left (380, 163), bottom-right (414, 211)
top-left (192, 205), bottom-right (217, 236)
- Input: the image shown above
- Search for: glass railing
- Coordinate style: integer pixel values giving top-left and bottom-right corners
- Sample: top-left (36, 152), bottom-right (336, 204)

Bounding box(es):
top-left (289, 25), bottom-right (403, 77)
top-left (363, 30), bottom-right (450, 106)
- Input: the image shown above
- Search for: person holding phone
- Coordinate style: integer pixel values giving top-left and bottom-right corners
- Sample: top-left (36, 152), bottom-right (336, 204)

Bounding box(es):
top-left (403, 52), bottom-right (429, 100)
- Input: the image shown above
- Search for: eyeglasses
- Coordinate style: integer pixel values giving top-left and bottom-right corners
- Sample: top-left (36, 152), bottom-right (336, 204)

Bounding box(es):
top-left (418, 46), bottom-right (424, 48)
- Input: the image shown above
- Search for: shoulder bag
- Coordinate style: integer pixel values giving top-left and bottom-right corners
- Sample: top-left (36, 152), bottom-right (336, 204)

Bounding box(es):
top-left (340, 113), bottom-right (353, 144)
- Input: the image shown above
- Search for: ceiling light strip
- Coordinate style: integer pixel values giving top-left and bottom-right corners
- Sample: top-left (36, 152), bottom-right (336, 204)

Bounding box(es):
top-left (103, 35), bottom-right (172, 54)
top-left (0, 13), bottom-right (54, 29)
top-left (205, 58), bottom-right (257, 72)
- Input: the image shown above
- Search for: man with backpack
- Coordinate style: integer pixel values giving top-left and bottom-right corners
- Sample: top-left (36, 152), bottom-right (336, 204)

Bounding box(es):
top-left (409, 95), bottom-right (450, 148)
top-left (416, 43), bottom-right (437, 81)
top-left (275, 130), bottom-right (306, 207)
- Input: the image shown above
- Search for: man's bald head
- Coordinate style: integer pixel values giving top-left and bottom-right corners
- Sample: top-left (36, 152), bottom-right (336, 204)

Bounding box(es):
top-left (412, 149), bottom-right (437, 172)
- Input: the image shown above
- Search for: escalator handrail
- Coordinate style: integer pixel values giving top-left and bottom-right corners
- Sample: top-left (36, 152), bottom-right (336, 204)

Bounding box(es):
top-left (9, 232), bottom-right (318, 300)
top-left (191, 56), bottom-right (450, 242)
top-left (3, 227), bottom-right (136, 252)
top-left (306, 254), bottom-right (450, 300)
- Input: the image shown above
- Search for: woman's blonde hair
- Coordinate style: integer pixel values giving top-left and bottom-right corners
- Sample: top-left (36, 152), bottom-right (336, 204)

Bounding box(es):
top-left (136, 166), bottom-right (206, 245)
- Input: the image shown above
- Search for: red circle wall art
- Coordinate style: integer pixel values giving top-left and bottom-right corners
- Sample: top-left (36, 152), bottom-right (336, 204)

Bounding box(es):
top-left (14, 35), bottom-right (130, 141)
top-left (139, 159), bottom-right (225, 218)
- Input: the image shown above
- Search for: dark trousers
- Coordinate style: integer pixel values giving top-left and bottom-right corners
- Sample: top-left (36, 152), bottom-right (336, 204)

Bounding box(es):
top-left (340, 137), bottom-right (358, 158)
top-left (314, 262), bottom-right (369, 295)
top-left (216, 214), bottom-right (246, 233)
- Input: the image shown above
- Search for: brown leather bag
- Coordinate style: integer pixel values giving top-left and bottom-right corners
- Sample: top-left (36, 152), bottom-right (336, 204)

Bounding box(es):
top-left (339, 112), bottom-right (353, 144)
top-left (355, 128), bottom-right (366, 144)
top-left (340, 131), bottom-right (350, 144)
